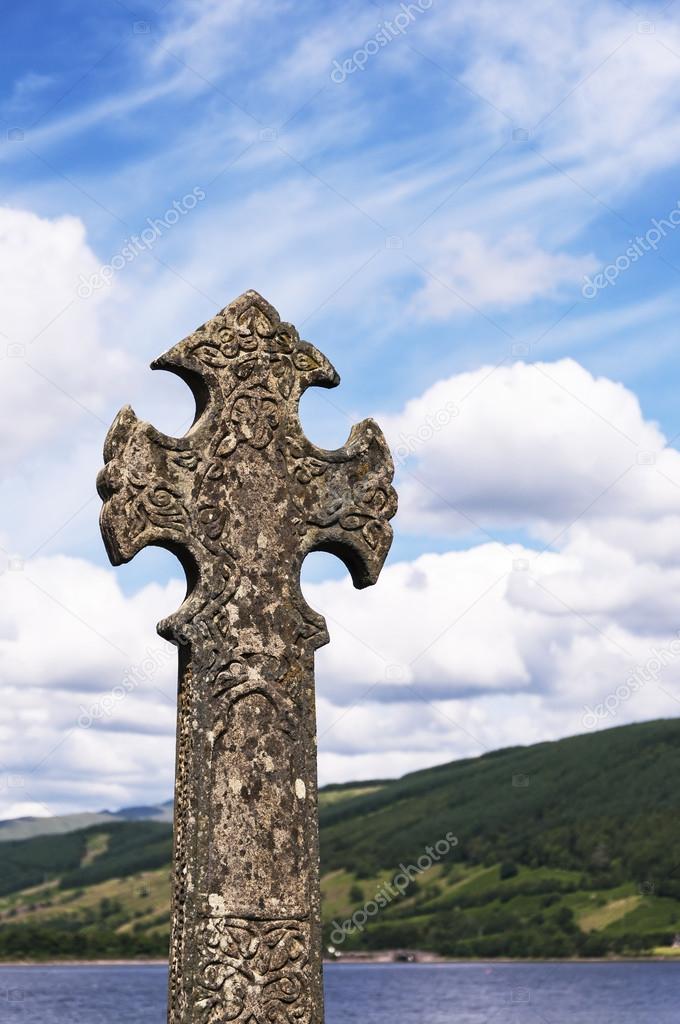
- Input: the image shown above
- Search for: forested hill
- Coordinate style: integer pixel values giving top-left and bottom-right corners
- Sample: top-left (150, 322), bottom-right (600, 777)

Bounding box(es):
top-left (320, 717), bottom-right (680, 880)
top-left (0, 719), bottom-right (679, 960)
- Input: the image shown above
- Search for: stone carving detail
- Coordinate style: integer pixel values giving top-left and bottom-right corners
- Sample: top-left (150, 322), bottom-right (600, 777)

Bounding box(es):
top-left (195, 915), bottom-right (310, 1023)
top-left (97, 291), bottom-right (397, 1023)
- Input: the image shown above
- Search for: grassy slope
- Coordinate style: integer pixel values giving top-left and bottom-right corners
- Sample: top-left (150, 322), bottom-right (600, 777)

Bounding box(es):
top-left (1, 720), bottom-right (680, 958)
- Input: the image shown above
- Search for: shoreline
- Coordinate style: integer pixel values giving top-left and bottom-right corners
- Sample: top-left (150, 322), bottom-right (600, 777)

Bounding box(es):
top-left (0, 959), bottom-right (169, 967)
top-left (325, 956), bottom-right (680, 964)
top-left (0, 955), bottom-right (678, 967)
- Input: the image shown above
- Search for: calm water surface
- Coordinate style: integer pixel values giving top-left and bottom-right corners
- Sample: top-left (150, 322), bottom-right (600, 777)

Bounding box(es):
top-left (0, 962), bottom-right (676, 1022)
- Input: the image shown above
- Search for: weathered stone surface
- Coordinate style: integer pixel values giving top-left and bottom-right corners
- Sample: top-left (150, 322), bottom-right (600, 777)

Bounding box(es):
top-left (97, 291), bottom-right (397, 1023)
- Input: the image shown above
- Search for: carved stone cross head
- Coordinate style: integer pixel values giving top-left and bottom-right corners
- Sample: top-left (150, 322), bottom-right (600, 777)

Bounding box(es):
top-left (97, 290), bottom-right (397, 1024)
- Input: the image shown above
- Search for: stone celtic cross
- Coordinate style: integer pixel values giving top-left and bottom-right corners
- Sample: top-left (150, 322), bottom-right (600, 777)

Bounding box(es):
top-left (97, 291), bottom-right (397, 1023)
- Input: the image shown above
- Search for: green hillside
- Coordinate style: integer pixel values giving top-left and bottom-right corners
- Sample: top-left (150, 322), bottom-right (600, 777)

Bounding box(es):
top-left (1, 720), bottom-right (679, 960)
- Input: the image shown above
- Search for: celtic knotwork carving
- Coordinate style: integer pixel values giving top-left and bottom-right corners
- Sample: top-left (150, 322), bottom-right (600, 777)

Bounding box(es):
top-left (288, 437), bottom-right (397, 554)
top-left (189, 298), bottom-right (301, 373)
top-left (122, 471), bottom-right (190, 540)
top-left (229, 390), bottom-right (280, 449)
top-left (195, 917), bottom-right (310, 1024)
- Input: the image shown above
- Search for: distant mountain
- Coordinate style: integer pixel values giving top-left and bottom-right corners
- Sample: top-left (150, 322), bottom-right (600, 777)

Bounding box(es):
top-left (112, 801), bottom-right (174, 824)
top-left (0, 721), bottom-right (679, 960)
top-left (0, 800), bottom-right (174, 843)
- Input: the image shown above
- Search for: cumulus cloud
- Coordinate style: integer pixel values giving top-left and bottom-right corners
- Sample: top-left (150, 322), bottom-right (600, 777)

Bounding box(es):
top-left (4, 538), bottom-right (677, 807)
top-left (309, 530), bottom-right (680, 783)
top-left (307, 359), bottom-right (680, 779)
top-left (0, 207), bottom-right (129, 466)
top-left (3, 358), bottom-right (680, 808)
top-left (0, 556), bottom-right (182, 815)
top-left (381, 358), bottom-right (680, 543)
top-left (309, 539), bottom-right (680, 707)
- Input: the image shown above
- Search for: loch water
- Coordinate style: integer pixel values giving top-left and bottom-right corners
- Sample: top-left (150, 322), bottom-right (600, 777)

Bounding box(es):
top-left (0, 961), bottom-right (676, 1022)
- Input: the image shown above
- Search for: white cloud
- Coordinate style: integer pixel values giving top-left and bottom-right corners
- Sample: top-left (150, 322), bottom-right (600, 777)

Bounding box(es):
top-left (309, 531), bottom-right (680, 781)
top-left (2, 359), bottom-right (680, 807)
top-left (306, 359), bottom-right (680, 778)
top-left (0, 802), bottom-right (53, 820)
top-left (433, 1), bottom-right (620, 126)
top-left (308, 537), bottom-right (680, 704)
top-left (412, 230), bottom-right (596, 316)
top-left (428, 0), bottom-right (680, 184)
top-left (381, 358), bottom-right (680, 541)
top-left (0, 207), bottom-right (129, 467)
top-left (152, 0), bottom-right (276, 75)
top-left (4, 0), bottom-right (680, 805)
top-left (0, 556), bottom-right (182, 815)
top-left (5, 0), bottom-right (679, 374)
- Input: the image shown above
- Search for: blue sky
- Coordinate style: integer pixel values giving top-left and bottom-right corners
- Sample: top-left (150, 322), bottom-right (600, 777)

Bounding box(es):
top-left (2, 0), bottom-right (680, 816)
